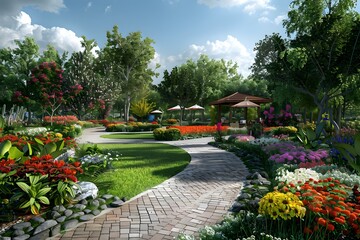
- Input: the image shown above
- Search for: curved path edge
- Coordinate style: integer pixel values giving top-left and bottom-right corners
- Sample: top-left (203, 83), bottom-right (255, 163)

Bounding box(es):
top-left (52, 127), bottom-right (249, 240)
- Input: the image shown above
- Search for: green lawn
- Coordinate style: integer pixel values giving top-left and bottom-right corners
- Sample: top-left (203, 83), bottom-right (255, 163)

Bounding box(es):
top-left (78, 143), bottom-right (190, 199)
top-left (100, 132), bottom-right (154, 139)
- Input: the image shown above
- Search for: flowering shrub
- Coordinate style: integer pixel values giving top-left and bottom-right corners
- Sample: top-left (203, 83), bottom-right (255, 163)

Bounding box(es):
top-left (166, 118), bottom-right (178, 125)
top-left (263, 104), bottom-right (298, 127)
top-left (79, 152), bottom-right (120, 176)
top-left (278, 177), bottom-right (360, 238)
top-left (168, 125), bottom-right (229, 136)
top-left (272, 126), bottom-right (298, 136)
top-left (320, 169), bottom-right (360, 188)
top-left (228, 134), bottom-right (255, 142)
top-left (43, 115), bottom-right (78, 125)
top-left (259, 191), bottom-right (306, 220)
top-left (263, 142), bottom-right (329, 165)
top-left (0, 154), bottom-right (82, 214)
top-left (275, 168), bottom-right (320, 185)
top-left (248, 137), bottom-right (280, 147)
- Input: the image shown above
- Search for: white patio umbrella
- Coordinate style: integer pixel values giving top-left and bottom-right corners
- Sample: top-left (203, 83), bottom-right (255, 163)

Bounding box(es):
top-left (186, 104), bottom-right (205, 122)
top-left (167, 105), bottom-right (182, 111)
top-left (151, 110), bottom-right (163, 114)
top-left (186, 104), bottom-right (205, 110)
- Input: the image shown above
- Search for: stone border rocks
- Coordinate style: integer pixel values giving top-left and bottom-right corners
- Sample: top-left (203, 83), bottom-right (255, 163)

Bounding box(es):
top-left (0, 194), bottom-right (124, 240)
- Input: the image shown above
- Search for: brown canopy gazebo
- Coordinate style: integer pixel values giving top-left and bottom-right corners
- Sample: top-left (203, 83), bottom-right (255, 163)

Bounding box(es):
top-left (209, 92), bottom-right (272, 123)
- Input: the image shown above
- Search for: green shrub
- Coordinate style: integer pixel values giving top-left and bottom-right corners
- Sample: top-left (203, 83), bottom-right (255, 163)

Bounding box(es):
top-left (153, 128), bottom-right (166, 140)
top-left (153, 128), bottom-right (181, 141)
top-left (164, 128), bottom-right (181, 141)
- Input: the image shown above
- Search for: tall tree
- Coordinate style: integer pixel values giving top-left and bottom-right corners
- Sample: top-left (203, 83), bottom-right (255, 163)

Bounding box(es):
top-left (64, 37), bottom-right (106, 119)
top-left (194, 55), bottom-right (240, 105)
top-left (39, 44), bottom-right (67, 68)
top-left (103, 25), bottom-right (157, 121)
top-left (251, 0), bottom-right (360, 128)
top-left (0, 37), bottom-right (39, 106)
top-left (157, 66), bottom-right (198, 123)
top-left (15, 62), bottom-right (82, 124)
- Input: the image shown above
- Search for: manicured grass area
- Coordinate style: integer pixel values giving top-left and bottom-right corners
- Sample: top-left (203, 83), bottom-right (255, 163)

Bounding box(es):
top-left (78, 143), bottom-right (190, 199)
top-left (100, 133), bottom-right (154, 139)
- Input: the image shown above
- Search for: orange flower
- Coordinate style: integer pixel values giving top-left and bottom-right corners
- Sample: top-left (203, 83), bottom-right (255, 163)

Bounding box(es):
top-left (334, 207), bottom-right (343, 212)
top-left (338, 201), bottom-right (348, 208)
top-left (303, 227), bottom-right (313, 234)
top-left (349, 213), bottom-right (358, 222)
top-left (334, 217), bottom-right (345, 224)
top-left (330, 211), bottom-right (338, 217)
top-left (341, 209), bottom-right (351, 217)
top-left (317, 218), bottom-right (327, 226)
top-left (327, 223), bottom-right (335, 231)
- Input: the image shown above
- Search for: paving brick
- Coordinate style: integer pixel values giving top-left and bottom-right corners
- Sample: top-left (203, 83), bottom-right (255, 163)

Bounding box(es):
top-left (55, 133), bottom-right (249, 240)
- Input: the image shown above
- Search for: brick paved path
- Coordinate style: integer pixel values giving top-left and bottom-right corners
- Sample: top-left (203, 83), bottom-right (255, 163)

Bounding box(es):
top-left (52, 129), bottom-right (249, 240)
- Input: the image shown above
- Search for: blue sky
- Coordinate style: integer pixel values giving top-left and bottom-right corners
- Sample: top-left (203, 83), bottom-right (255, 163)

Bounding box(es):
top-left (0, 0), bottom-right (347, 84)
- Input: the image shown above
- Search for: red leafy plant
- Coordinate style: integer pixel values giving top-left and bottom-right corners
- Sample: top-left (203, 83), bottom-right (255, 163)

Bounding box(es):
top-left (0, 155), bottom-right (82, 214)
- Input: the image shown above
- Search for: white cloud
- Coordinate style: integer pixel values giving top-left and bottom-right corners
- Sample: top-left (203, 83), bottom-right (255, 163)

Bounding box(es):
top-left (274, 15), bottom-right (286, 25)
top-left (0, 11), bottom-right (82, 53)
top-left (153, 35), bottom-right (254, 84)
top-left (0, 0), bottom-right (65, 16)
top-left (197, 0), bottom-right (275, 14)
top-left (105, 5), bottom-right (112, 13)
top-left (258, 16), bottom-right (270, 23)
top-left (86, 2), bottom-right (92, 10)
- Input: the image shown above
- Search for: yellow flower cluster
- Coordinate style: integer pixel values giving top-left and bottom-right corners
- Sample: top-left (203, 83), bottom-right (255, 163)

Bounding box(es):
top-left (258, 191), bottom-right (306, 220)
top-left (283, 126), bottom-right (298, 134)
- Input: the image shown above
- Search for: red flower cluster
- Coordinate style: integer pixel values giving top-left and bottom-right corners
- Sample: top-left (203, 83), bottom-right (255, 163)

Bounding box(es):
top-left (0, 159), bottom-right (15, 173)
top-left (279, 178), bottom-right (360, 237)
top-left (43, 115), bottom-right (79, 125)
top-left (168, 125), bottom-right (229, 136)
top-left (0, 135), bottom-right (31, 149)
top-left (2, 154), bottom-right (83, 182)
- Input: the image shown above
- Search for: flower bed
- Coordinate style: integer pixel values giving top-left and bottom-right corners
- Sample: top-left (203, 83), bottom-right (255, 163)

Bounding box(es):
top-left (168, 125), bottom-right (229, 136)
top-left (184, 127), bottom-right (360, 239)
top-left (105, 122), bottom-right (160, 132)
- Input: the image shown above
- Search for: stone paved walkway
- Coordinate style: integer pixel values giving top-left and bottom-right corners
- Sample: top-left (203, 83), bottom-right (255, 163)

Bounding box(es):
top-left (52, 128), bottom-right (249, 240)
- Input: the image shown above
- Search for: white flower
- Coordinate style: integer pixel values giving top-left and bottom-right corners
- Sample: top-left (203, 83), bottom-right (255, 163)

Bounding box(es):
top-left (276, 168), bottom-right (319, 184)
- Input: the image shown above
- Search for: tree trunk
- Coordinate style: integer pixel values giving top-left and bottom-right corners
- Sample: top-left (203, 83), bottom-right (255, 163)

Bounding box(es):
top-left (124, 95), bottom-right (131, 122)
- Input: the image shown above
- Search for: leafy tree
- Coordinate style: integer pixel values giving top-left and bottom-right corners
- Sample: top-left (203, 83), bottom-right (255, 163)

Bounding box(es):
top-left (251, 0), bottom-right (360, 128)
top-left (64, 37), bottom-right (106, 119)
top-left (38, 44), bottom-right (67, 67)
top-left (130, 98), bottom-right (155, 122)
top-left (0, 37), bottom-right (39, 106)
top-left (194, 55), bottom-right (241, 105)
top-left (103, 25), bottom-right (157, 121)
top-left (15, 62), bottom-right (82, 125)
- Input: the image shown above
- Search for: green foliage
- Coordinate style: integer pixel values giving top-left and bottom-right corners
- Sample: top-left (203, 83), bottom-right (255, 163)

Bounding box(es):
top-left (130, 98), bottom-right (155, 120)
top-left (153, 128), bottom-right (181, 141)
top-left (0, 116), bottom-right (4, 129)
top-left (32, 137), bottom-right (65, 158)
top-left (209, 105), bottom-right (217, 125)
top-left (85, 144), bottom-right (103, 155)
top-left (334, 134), bottom-right (360, 174)
top-left (105, 123), bottom-right (160, 132)
top-left (104, 25), bottom-right (157, 121)
top-left (51, 181), bottom-right (76, 206)
top-left (0, 140), bottom-right (25, 160)
top-left (296, 122), bottom-right (326, 149)
top-left (13, 174), bottom-right (51, 214)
